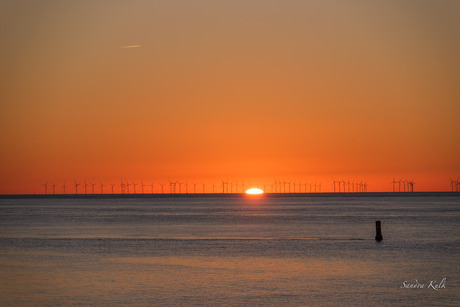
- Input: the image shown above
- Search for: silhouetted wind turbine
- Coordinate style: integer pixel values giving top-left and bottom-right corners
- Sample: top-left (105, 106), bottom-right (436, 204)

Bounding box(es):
top-left (221, 180), bottom-right (226, 194)
top-left (91, 183), bottom-right (96, 194)
top-left (62, 182), bottom-right (67, 194)
top-left (110, 183), bottom-right (115, 194)
top-left (42, 182), bottom-right (48, 194)
top-left (169, 181), bottom-right (177, 194)
top-left (74, 181), bottom-right (80, 194)
top-left (100, 182), bottom-right (105, 194)
top-left (84, 180), bottom-right (88, 194)
top-left (132, 182), bottom-right (137, 194)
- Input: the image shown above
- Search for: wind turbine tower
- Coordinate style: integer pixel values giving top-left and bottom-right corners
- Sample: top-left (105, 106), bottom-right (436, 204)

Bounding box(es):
top-left (42, 182), bottom-right (48, 195)
top-left (74, 181), bottom-right (80, 194)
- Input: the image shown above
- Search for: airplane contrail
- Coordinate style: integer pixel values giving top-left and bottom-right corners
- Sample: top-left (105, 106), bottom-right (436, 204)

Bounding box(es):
top-left (121, 45), bottom-right (141, 48)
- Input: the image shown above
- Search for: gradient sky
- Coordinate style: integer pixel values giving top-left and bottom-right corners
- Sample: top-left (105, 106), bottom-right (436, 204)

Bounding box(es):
top-left (1, 0), bottom-right (459, 193)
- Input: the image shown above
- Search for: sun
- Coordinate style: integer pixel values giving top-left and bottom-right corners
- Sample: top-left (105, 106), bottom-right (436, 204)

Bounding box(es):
top-left (245, 188), bottom-right (264, 195)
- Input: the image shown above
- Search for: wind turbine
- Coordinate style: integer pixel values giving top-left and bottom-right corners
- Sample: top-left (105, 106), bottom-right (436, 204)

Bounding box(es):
top-left (332, 178), bottom-right (336, 193)
top-left (91, 183), bottom-right (96, 194)
top-left (100, 182), bottom-right (105, 194)
top-left (84, 180), bottom-right (88, 194)
top-left (62, 182), bottom-right (67, 194)
top-left (169, 181), bottom-right (176, 194)
top-left (52, 183), bottom-right (58, 195)
top-left (42, 182), bottom-right (48, 194)
top-left (192, 182), bottom-right (197, 194)
top-left (132, 182), bottom-right (137, 194)
top-left (221, 180), bottom-right (226, 194)
top-left (110, 183), bottom-right (115, 194)
top-left (74, 181), bottom-right (80, 194)
top-left (272, 179), bottom-right (277, 193)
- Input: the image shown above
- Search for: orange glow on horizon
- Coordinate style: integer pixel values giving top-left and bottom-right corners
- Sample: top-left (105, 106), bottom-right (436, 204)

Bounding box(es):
top-left (0, 2), bottom-right (459, 195)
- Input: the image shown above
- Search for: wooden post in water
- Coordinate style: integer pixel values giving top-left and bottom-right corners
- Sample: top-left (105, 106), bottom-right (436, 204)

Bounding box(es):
top-left (375, 221), bottom-right (383, 241)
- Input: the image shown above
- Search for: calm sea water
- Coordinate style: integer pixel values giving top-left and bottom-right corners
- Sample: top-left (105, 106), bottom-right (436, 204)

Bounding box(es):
top-left (1, 193), bottom-right (459, 306)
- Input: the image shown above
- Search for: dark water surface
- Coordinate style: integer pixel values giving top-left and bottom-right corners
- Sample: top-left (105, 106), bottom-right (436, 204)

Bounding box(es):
top-left (1, 193), bottom-right (459, 306)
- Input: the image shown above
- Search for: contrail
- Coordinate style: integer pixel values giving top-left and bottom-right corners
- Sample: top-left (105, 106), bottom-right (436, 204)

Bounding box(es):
top-left (121, 45), bottom-right (141, 48)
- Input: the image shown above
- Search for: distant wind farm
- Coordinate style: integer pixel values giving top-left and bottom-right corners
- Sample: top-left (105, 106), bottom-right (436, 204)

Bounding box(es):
top-left (35, 177), bottom-right (460, 195)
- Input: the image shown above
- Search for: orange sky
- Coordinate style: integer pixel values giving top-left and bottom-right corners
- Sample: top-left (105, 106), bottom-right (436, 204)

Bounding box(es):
top-left (1, 1), bottom-right (459, 194)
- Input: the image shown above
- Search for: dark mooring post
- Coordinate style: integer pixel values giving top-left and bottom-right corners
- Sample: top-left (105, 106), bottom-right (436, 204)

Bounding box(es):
top-left (375, 221), bottom-right (383, 242)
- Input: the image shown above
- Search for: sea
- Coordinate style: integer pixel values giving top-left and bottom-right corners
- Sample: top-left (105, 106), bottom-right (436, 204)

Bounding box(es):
top-left (1, 193), bottom-right (459, 306)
